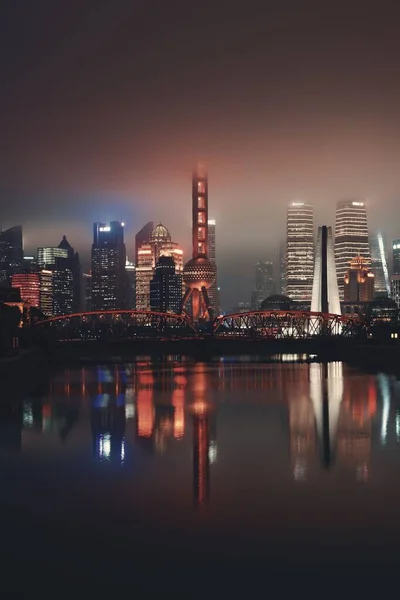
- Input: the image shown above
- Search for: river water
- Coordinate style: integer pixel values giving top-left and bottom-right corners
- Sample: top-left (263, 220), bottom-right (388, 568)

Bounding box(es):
top-left (2, 356), bottom-right (400, 586)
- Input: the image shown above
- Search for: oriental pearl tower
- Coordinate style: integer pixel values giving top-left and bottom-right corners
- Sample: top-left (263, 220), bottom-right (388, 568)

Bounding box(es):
top-left (181, 168), bottom-right (216, 321)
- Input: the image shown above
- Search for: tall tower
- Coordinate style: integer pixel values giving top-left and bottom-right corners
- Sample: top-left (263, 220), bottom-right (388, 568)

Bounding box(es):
top-left (182, 169), bottom-right (216, 321)
top-left (334, 200), bottom-right (370, 300)
top-left (286, 202), bottom-right (314, 302)
top-left (311, 226), bottom-right (341, 315)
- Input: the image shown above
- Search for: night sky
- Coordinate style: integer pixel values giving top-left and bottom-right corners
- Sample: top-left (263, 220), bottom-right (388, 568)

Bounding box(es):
top-left (2, 0), bottom-right (400, 307)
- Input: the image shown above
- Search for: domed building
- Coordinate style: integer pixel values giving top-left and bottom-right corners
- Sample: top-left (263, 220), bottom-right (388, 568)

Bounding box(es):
top-left (135, 222), bottom-right (183, 311)
top-left (150, 223), bottom-right (172, 244)
top-left (260, 294), bottom-right (294, 311)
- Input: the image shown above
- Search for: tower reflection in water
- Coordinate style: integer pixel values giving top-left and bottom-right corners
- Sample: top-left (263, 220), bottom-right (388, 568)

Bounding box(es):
top-left (190, 364), bottom-right (217, 508)
top-left (289, 361), bottom-right (376, 481)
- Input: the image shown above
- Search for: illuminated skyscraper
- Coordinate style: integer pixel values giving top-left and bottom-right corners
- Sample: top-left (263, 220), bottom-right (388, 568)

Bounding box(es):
top-left (150, 255), bottom-right (182, 313)
top-left (38, 246), bottom-right (68, 269)
top-left (251, 261), bottom-right (275, 309)
top-left (125, 258), bottom-right (136, 310)
top-left (11, 272), bottom-right (40, 308)
top-left (370, 233), bottom-right (390, 297)
top-left (0, 226), bottom-right (23, 286)
top-left (91, 221), bottom-right (127, 311)
top-left (182, 169), bottom-right (216, 321)
top-left (135, 223), bottom-right (183, 311)
top-left (334, 200), bottom-right (370, 300)
top-left (311, 226), bottom-right (341, 315)
top-left (39, 270), bottom-right (54, 315)
top-left (286, 202), bottom-right (314, 302)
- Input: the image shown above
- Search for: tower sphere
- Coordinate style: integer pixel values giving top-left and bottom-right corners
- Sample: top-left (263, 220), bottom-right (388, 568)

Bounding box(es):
top-left (183, 255), bottom-right (216, 290)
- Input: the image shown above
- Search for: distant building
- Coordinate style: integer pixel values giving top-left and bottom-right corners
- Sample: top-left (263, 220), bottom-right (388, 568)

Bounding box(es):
top-left (286, 202), bottom-right (314, 302)
top-left (251, 261), bottom-right (275, 309)
top-left (207, 220), bottom-right (218, 315)
top-left (91, 222), bottom-right (127, 311)
top-left (136, 223), bottom-right (183, 311)
top-left (393, 239), bottom-right (400, 275)
top-left (125, 258), bottom-right (136, 310)
top-left (11, 272), bottom-right (40, 308)
top-left (335, 200), bottom-right (370, 300)
top-left (370, 233), bottom-right (390, 297)
top-left (278, 241), bottom-right (286, 294)
top-left (391, 275), bottom-right (400, 309)
top-left (82, 273), bottom-right (92, 312)
top-left (38, 236), bottom-right (81, 315)
top-left (343, 256), bottom-right (374, 302)
top-left (0, 226), bottom-right (23, 286)
top-left (150, 255), bottom-right (182, 313)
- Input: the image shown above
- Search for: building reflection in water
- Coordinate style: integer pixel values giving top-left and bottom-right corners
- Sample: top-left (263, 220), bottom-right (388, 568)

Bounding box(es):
top-left (289, 361), bottom-right (376, 481)
top-left (91, 366), bottom-right (127, 464)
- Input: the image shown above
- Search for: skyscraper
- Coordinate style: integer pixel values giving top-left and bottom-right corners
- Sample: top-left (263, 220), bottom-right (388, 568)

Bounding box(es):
top-left (38, 236), bottom-right (81, 315)
top-left (135, 223), bottom-right (183, 311)
top-left (11, 272), bottom-right (40, 308)
top-left (0, 226), bottom-right (23, 286)
top-left (135, 221), bottom-right (154, 265)
top-left (125, 258), bottom-right (136, 310)
top-left (150, 255), bottom-right (182, 313)
top-left (91, 221), bottom-right (127, 311)
top-left (207, 219), bottom-right (218, 314)
top-left (311, 226), bottom-right (341, 315)
top-left (370, 233), bottom-right (390, 298)
top-left (334, 200), bottom-right (370, 300)
top-left (251, 261), bottom-right (275, 309)
top-left (286, 202), bottom-right (314, 302)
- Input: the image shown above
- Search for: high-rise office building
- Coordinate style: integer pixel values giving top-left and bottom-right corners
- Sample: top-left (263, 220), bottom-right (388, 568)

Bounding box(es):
top-left (278, 241), bottom-right (286, 294)
top-left (370, 233), bottom-right (390, 297)
top-left (39, 270), bottom-right (54, 316)
top-left (91, 221), bottom-right (127, 311)
top-left (207, 219), bottom-right (218, 315)
top-left (135, 223), bottom-right (183, 311)
top-left (251, 261), bottom-right (275, 309)
top-left (334, 200), bottom-right (370, 300)
top-left (286, 202), bottom-right (314, 302)
top-left (393, 239), bottom-right (400, 275)
top-left (11, 272), bottom-right (40, 308)
top-left (150, 255), bottom-right (182, 313)
top-left (311, 226), bottom-right (341, 315)
top-left (82, 273), bottom-right (92, 312)
top-left (135, 221), bottom-right (154, 265)
top-left (38, 236), bottom-right (81, 315)
top-left (343, 256), bottom-right (374, 302)
top-left (0, 226), bottom-right (23, 286)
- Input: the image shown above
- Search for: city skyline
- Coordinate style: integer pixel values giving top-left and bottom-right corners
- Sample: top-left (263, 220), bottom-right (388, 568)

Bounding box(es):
top-left (2, 2), bottom-right (400, 305)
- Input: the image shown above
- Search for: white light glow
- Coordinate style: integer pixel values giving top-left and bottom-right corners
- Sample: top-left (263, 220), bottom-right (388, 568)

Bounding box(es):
top-left (99, 226), bottom-right (111, 232)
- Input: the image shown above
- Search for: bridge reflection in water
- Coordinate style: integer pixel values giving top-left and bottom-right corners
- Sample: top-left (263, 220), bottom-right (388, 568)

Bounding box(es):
top-left (14, 357), bottom-right (395, 503)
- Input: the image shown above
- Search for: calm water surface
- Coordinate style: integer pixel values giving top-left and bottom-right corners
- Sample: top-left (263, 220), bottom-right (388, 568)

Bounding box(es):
top-left (2, 356), bottom-right (400, 585)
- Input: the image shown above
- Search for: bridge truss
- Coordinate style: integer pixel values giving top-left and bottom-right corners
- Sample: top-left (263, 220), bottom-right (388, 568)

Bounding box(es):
top-left (213, 310), bottom-right (364, 339)
top-left (34, 309), bottom-right (364, 341)
top-left (35, 310), bottom-right (197, 340)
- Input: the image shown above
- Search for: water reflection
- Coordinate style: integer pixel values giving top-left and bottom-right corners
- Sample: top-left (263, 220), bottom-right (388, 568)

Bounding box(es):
top-left (4, 359), bottom-right (400, 510)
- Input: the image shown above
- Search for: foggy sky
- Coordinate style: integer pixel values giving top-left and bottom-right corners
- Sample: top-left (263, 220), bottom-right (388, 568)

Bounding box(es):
top-left (2, 0), bottom-right (400, 307)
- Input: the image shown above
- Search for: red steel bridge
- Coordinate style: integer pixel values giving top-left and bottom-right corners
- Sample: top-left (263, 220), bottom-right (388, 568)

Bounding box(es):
top-left (34, 309), bottom-right (364, 341)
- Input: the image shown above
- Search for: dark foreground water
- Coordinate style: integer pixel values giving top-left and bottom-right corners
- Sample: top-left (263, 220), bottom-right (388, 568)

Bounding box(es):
top-left (2, 356), bottom-right (400, 588)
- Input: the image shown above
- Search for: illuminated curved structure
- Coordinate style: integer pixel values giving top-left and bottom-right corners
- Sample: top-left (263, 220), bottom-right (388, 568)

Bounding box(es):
top-left (213, 310), bottom-right (364, 339)
top-left (35, 310), bottom-right (196, 340)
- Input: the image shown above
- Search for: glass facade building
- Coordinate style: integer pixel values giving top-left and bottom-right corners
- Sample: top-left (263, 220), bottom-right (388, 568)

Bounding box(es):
top-left (91, 222), bottom-right (127, 311)
top-left (334, 200), bottom-right (370, 300)
top-left (251, 261), bottom-right (275, 310)
top-left (370, 233), bottom-right (390, 297)
top-left (286, 202), bottom-right (314, 302)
